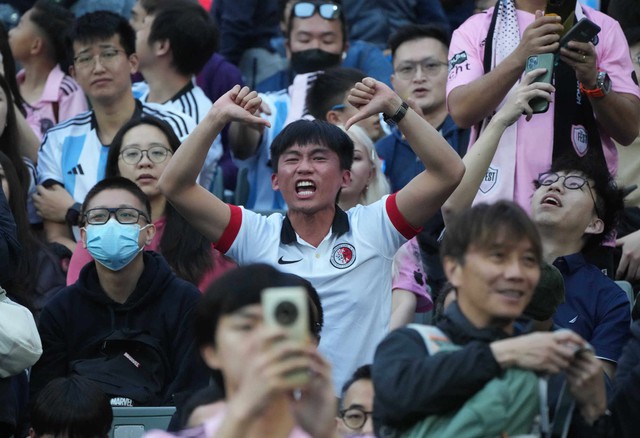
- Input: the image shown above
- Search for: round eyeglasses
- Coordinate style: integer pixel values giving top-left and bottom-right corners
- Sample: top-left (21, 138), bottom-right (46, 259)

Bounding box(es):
top-left (83, 207), bottom-right (150, 225)
top-left (339, 407), bottom-right (373, 430)
top-left (535, 171), bottom-right (601, 217)
top-left (119, 146), bottom-right (173, 165)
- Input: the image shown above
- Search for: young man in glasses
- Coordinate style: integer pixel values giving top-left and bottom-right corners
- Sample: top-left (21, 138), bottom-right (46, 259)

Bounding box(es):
top-left (34, 11), bottom-right (196, 253)
top-left (442, 70), bottom-right (630, 380)
top-left (30, 176), bottom-right (208, 406)
top-left (378, 24), bottom-right (468, 193)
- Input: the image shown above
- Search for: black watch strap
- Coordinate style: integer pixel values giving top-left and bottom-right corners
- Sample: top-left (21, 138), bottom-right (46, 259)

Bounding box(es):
top-left (383, 101), bottom-right (409, 126)
top-left (65, 202), bottom-right (82, 226)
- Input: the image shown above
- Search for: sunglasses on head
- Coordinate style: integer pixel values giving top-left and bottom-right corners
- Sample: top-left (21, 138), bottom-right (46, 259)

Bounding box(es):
top-left (293, 1), bottom-right (341, 20)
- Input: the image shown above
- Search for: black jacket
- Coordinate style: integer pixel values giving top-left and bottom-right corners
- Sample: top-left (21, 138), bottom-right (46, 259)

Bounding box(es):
top-left (30, 251), bottom-right (208, 404)
top-left (372, 302), bottom-right (607, 437)
top-left (611, 320), bottom-right (640, 438)
top-left (372, 302), bottom-right (505, 435)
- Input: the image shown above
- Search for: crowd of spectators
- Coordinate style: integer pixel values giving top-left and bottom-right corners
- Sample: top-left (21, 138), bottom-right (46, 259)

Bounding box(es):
top-left (1, 0), bottom-right (639, 437)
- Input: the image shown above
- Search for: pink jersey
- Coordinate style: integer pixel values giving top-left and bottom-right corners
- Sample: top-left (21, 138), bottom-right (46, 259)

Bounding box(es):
top-left (446, 5), bottom-right (640, 211)
top-left (17, 65), bottom-right (88, 141)
top-left (392, 238), bottom-right (433, 312)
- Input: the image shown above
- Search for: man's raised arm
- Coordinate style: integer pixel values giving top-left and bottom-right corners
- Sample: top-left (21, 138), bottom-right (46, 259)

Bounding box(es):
top-left (158, 86), bottom-right (270, 243)
top-left (346, 78), bottom-right (464, 229)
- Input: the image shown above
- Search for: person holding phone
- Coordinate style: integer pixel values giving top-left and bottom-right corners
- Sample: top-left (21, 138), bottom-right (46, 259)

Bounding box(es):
top-left (446, 0), bottom-right (640, 215)
top-left (145, 264), bottom-right (337, 438)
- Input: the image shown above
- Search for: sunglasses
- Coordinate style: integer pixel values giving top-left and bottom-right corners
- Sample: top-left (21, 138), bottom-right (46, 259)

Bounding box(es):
top-left (292, 2), bottom-right (341, 20)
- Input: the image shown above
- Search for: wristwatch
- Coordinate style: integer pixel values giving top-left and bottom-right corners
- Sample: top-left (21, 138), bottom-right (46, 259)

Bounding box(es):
top-left (383, 101), bottom-right (410, 126)
top-left (65, 202), bottom-right (82, 226)
top-left (580, 71), bottom-right (611, 98)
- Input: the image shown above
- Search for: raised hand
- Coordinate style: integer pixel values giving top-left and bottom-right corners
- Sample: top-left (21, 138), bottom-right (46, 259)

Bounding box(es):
top-left (345, 77), bottom-right (403, 130)
top-left (513, 11), bottom-right (564, 65)
top-left (291, 351), bottom-right (338, 438)
top-left (494, 68), bottom-right (555, 125)
top-left (212, 85), bottom-right (271, 129)
top-left (559, 41), bottom-right (598, 88)
top-left (566, 349), bottom-right (607, 424)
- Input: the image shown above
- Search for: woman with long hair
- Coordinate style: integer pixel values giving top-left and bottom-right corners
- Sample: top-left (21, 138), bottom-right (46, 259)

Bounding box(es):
top-left (66, 116), bottom-right (235, 290)
top-left (0, 151), bottom-right (66, 317)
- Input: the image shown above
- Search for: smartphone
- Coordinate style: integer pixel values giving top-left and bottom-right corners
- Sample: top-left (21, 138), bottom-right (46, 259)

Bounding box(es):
top-left (262, 286), bottom-right (310, 385)
top-left (545, 0), bottom-right (577, 35)
top-left (559, 17), bottom-right (601, 49)
top-left (525, 53), bottom-right (555, 114)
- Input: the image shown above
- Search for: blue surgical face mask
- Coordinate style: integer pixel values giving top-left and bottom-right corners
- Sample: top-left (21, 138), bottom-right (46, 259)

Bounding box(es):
top-left (83, 218), bottom-right (148, 271)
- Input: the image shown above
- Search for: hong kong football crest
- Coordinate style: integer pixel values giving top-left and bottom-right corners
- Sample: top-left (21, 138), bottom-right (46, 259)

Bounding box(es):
top-left (330, 243), bottom-right (356, 269)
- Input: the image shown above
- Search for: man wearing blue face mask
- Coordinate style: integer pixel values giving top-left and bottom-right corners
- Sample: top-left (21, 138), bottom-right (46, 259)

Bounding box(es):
top-left (30, 177), bottom-right (209, 407)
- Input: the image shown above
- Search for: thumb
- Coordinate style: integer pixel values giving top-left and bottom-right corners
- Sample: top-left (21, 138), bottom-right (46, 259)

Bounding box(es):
top-left (535, 9), bottom-right (544, 19)
top-left (616, 236), bottom-right (627, 247)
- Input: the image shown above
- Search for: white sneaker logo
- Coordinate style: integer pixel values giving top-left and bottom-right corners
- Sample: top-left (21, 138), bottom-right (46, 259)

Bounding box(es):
top-left (569, 315), bottom-right (578, 324)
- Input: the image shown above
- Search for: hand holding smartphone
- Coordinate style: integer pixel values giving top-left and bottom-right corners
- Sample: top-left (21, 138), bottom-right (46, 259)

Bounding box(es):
top-left (525, 53), bottom-right (555, 114)
top-left (262, 286), bottom-right (311, 386)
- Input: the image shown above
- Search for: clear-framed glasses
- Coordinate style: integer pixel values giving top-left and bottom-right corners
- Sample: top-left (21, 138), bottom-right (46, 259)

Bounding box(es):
top-left (84, 207), bottom-right (150, 225)
top-left (394, 58), bottom-right (448, 80)
top-left (535, 171), bottom-right (600, 217)
top-left (73, 48), bottom-right (125, 70)
top-left (339, 407), bottom-right (373, 430)
top-left (293, 1), bottom-right (341, 20)
top-left (119, 146), bottom-right (173, 165)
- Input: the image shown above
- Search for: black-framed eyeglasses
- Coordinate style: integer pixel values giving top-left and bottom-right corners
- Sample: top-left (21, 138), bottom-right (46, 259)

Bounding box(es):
top-left (339, 407), bottom-right (373, 430)
top-left (83, 207), bottom-right (150, 225)
top-left (535, 172), bottom-right (601, 217)
top-left (394, 59), bottom-right (448, 80)
top-left (293, 1), bottom-right (341, 20)
top-left (119, 146), bottom-right (173, 165)
top-left (73, 48), bottom-right (125, 69)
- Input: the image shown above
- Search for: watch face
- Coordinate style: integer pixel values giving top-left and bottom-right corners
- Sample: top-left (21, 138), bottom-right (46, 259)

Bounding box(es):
top-left (599, 72), bottom-right (612, 94)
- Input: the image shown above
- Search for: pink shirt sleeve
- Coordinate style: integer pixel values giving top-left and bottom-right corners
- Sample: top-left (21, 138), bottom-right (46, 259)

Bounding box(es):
top-left (392, 238), bottom-right (433, 312)
top-left (58, 79), bottom-right (88, 124)
top-left (446, 10), bottom-right (491, 102)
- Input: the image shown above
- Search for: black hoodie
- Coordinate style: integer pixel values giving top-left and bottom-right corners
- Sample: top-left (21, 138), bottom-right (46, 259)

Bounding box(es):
top-left (30, 251), bottom-right (208, 404)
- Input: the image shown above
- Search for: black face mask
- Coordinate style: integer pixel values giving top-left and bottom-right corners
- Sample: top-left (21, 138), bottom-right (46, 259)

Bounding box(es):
top-left (290, 48), bottom-right (342, 74)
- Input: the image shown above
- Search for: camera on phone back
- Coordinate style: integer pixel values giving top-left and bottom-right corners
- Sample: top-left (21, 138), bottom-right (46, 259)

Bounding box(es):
top-left (262, 286), bottom-right (310, 342)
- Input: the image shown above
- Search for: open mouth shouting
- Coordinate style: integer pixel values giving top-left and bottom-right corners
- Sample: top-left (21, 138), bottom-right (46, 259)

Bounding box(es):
top-left (296, 180), bottom-right (316, 197)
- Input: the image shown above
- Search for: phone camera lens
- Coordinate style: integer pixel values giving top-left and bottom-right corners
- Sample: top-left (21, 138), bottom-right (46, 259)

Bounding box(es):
top-left (275, 301), bottom-right (298, 326)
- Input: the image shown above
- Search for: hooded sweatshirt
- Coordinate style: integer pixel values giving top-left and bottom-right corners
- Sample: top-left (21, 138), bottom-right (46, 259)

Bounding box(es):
top-left (30, 251), bottom-right (208, 405)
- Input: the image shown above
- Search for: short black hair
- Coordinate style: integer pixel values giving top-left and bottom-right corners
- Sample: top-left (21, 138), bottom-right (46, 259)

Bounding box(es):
top-left (31, 376), bottom-right (113, 438)
top-left (148, 1), bottom-right (218, 76)
top-left (306, 67), bottom-right (365, 120)
top-left (388, 24), bottom-right (450, 61)
top-left (270, 119), bottom-right (354, 172)
top-left (539, 155), bottom-right (624, 251)
top-left (441, 200), bottom-right (543, 266)
top-left (286, 0), bottom-right (347, 47)
top-left (70, 11), bottom-right (136, 57)
top-left (340, 364), bottom-right (371, 404)
top-left (30, 0), bottom-right (75, 65)
top-left (81, 176), bottom-right (152, 224)
top-left (194, 264), bottom-right (324, 349)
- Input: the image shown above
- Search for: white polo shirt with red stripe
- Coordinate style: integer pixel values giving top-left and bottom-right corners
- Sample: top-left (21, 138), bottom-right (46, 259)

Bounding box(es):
top-left (216, 193), bottom-right (420, 394)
